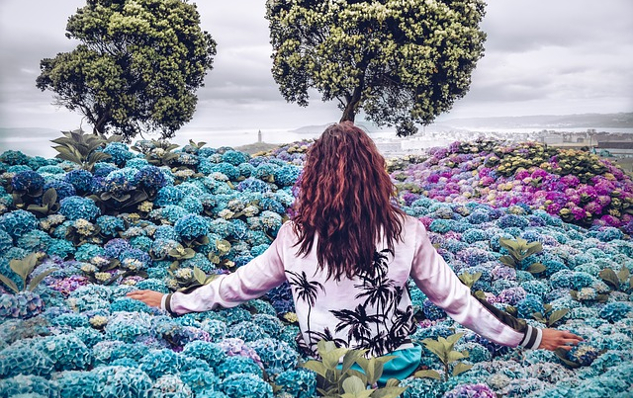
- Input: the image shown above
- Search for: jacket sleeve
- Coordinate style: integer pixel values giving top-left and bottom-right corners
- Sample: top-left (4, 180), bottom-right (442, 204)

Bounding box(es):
top-left (409, 221), bottom-right (542, 350)
top-left (161, 223), bottom-right (289, 315)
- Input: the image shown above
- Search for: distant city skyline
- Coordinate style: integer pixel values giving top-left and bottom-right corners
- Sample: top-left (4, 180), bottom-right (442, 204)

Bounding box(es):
top-left (0, 0), bottom-right (632, 134)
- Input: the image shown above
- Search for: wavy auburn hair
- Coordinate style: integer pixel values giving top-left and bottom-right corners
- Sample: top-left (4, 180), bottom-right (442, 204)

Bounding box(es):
top-left (292, 122), bottom-right (405, 281)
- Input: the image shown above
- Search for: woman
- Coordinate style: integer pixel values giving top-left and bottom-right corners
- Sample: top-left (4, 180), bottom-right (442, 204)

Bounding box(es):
top-left (129, 122), bottom-right (582, 381)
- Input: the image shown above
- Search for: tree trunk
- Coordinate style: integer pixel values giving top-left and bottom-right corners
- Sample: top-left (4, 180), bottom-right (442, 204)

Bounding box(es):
top-left (93, 112), bottom-right (109, 138)
top-left (340, 85), bottom-right (363, 124)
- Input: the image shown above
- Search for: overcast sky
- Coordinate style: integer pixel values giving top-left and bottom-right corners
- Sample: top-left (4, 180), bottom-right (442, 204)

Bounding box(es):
top-left (0, 0), bottom-right (631, 132)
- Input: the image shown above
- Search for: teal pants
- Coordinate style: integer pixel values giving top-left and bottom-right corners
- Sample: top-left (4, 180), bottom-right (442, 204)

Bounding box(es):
top-left (337, 344), bottom-right (422, 386)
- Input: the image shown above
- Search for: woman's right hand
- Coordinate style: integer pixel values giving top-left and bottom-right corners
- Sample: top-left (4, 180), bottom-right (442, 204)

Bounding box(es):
top-left (538, 328), bottom-right (583, 351)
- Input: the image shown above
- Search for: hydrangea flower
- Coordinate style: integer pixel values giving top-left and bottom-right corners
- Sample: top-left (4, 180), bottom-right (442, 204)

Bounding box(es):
top-left (220, 373), bottom-right (272, 398)
top-left (0, 209), bottom-right (39, 239)
top-left (59, 196), bottom-right (101, 221)
top-left (93, 366), bottom-right (153, 398)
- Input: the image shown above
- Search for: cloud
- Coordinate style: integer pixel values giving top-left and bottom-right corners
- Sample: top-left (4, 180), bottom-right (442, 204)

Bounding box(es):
top-left (0, 0), bottom-right (631, 131)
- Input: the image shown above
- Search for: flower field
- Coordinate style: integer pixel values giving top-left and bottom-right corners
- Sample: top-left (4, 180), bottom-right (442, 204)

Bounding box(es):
top-left (0, 135), bottom-right (632, 398)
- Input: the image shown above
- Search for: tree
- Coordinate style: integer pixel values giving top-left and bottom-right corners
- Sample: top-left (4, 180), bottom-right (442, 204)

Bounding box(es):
top-left (265, 0), bottom-right (486, 136)
top-left (36, 0), bottom-right (217, 140)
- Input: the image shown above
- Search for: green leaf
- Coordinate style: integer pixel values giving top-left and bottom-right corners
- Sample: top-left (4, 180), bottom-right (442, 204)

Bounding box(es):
top-left (183, 248), bottom-right (196, 259)
top-left (342, 376), bottom-right (366, 395)
top-left (193, 267), bottom-right (206, 285)
top-left (499, 256), bottom-right (516, 267)
top-left (617, 267), bottom-right (630, 284)
top-left (447, 351), bottom-right (467, 362)
top-left (370, 387), bottom-right (408, 398)
top-left (548, 309), bottom-right (569, 326)
top-left (41, 188), bottom-right (58, 207)
top-left (216, 240), bottom-right (231, 253)
top-left (342, 349), bottom-right (366, 374)
top-left (421, 339), bottom-right (446, 363)
top-left (413, 370), bottom-right (441, 380)
top-left (527, 263), bottom-right (546, 274)
top-left (445, 333), bottom-right (464, 346)
top-left (599, 268), bottom-right (620, 290)
top-left (26, 205), bottom-right (49, 214)
top-left (569, 290), bottom-right (578, 300)
top-left (452, 362), bottom-right (473, 376)
top-left (28, 268), bottom-right (57, 291)
top-left (554, 348), bottom-right (581, 368)
top-left (0, 274), bottom-right (20, 294)
top-left (532, 312), bottom-right (546, 322)
top-left (303, 360), bottom-right (328, 378)
top-left (524, 242), bottom-right (543, 258)
top-left (384, 379), bottom-right (400, 388)
top-left (321, 348), bottom-right (348, 370)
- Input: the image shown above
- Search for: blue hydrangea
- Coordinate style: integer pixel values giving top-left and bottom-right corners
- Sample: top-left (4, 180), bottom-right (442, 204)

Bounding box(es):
top-left (0, 346), bottom-right (54, 378)
top-left (517, 294), bottom-right (546, 319)
top-left (174, 214), bottom-right (209, 240)
top-left (220, 373), bottom-right (272, 398)
top-left (104, 238), bottom-right (131, 258)
top-left (42, 180), bottom-right (76, 200)
top-left (72, 327), bottom-right (104, 348)
top-left (135, 166), bottom-right (167, 191)
top-left (34, 334), bottom-right (93, 371)
top-left (94, 366), bottom-right (153, 398)
top-left (215, 355), bottom-right (263, 379)
top-left (11, 170), bottom-right (45, 194)
top-left (400, 377), bottom-right (445, 398)
top-left (110, 297), bottom-right (158, 314)
top-left (63, 169), bottom-right (94, 194)
top-left (125, 157), bottom-right (150, 169)
top-left (0, 229), bottom-right (13, 255)
top-left (275, 368), bottom-right (316, 398)
top-left (51, 313), bottom-right (90, 328)
top-left (102, 142), bottom-right (134, 167)
top-left (105, 312), bottom-right (152, 343)
top-left (155, 186), bottom-right (185, 207)
top-left (254, 163), bottom-right (278, 181)
top-left (201, 320), bottom-right (227, 342)
top-left (0, 150), bottom-right (29, 165)
top-left (221, 150), bottom-right (249, 166)
top-left (16, 230), bottom-right (52, 252)
top-left (227, 322), bottom-right (267, 342)
top-left (75, 243), bottom-right (106, 262)
top-left (599, 302), bottom-right (632, 323)
top-left (273, 165), bottom-right (301, 187)
top-left (211, 162), bottom-right (240, 180)
top-left (139, 349), bottom-right (185, 379)
top-left (247, 338), bottom-right (298, 375)
top-left (59, 196), bottom-right (100, 221)
top-left (149, 374), bottom-right (192, 398)
top-left (56, 370), bottom-right (100, 398)
top-left (135, 278), bottom-right (169, 294)
top-left (182, 341), bottom-right (227, 368)
top-left (180, 369), bottom-right (219, 395)
top-left (0, 374), bottom-right (57, 398)
top-left (0, 210), bottom-right (38, 240)
top-left (423, 299), bottom-right (447, 320)
top-left (129, 235), bottom-right (152, 252)
top-left (152, 225), bottom-right (177, 240)
top-left (152, 205), bottom-right (188, 224)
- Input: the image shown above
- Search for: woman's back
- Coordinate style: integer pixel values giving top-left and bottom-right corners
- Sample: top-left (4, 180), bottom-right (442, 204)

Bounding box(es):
top-left (280, 216), bottom-right (424, 357)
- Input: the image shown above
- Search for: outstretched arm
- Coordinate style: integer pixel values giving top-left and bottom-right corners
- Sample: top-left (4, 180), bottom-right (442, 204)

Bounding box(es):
top-left (409, 220), bottom-right (581, 351)
top-left (129, 223), bottom-right (290, 315)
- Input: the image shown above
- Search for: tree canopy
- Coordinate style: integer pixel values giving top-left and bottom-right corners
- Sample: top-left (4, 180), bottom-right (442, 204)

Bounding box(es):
top-left (36, 0), bottom-right (216, 140)
top-left (266, 0), bottom-right (486, 136)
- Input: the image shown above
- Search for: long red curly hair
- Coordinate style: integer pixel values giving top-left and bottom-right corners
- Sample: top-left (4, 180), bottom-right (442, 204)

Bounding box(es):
top-left (292, 122), bottom-right (405, 280)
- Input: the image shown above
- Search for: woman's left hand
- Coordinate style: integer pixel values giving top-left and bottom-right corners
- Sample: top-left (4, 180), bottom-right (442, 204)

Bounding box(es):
top-left (538, 328), bottom-right (583, 351)
top-left (127, 290), bottom-right (164, 308)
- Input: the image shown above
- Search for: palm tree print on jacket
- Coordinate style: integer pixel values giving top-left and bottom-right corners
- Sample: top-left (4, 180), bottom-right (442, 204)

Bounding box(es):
top-left (288, 249), bottom-right (417, 357)
top-left (286, 270), bottom-right (324, 345)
